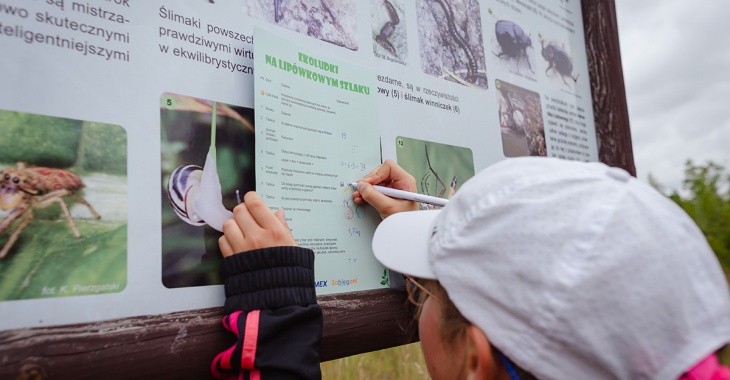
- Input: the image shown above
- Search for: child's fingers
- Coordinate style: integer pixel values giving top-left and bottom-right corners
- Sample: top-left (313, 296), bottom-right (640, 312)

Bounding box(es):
top-left (243, 191), bottom-right (282, 231)
top-left (218, 235), bottom-right (234, 258)
top-left (232, 200), bottom-right (258, 239)
top-left (222, 218), bottom-right (245, 253)
top-left (275, 208), bottom-right (290, 230)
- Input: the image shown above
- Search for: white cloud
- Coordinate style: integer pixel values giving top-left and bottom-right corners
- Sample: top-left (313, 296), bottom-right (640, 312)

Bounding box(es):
top-left (615, 0), bottom-right (730, 191)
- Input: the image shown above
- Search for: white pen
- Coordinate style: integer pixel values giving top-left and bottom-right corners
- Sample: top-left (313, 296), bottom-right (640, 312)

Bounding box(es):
top-left (350, 182), bottom-right (449, 207)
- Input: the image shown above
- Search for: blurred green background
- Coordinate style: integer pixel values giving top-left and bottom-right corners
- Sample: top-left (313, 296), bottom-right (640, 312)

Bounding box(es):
top-left (0, 111), bottom-right (127, 174)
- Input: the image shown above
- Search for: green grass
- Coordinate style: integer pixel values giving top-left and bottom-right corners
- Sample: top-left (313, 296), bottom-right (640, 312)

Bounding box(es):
top-left (321, 341), bottom-right (730, 378)
top-left (321, 343), bottom-right (428, 379)
top-left (721, 344), bottom-right (730, 367)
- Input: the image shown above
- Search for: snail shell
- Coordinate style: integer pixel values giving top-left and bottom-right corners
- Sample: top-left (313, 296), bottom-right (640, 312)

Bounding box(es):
top-left (167, 153), bottom-right (234, 232)
top-left (167, 164), bottom-right (205, 226)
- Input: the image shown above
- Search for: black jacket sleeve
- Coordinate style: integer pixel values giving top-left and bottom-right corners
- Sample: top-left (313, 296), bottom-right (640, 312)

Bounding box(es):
top-left (211, 246), bottom-right (322, 380)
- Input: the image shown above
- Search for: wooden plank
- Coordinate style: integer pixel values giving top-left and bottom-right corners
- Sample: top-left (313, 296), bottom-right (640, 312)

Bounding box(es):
top-left (0, 1), bottom-right (633, 379)
top-left (0, 289), bottom-right (415, 379)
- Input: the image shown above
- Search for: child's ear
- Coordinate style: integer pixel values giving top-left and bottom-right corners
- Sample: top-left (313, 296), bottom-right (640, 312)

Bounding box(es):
top-left (463, 325), bottom-right (506, 380)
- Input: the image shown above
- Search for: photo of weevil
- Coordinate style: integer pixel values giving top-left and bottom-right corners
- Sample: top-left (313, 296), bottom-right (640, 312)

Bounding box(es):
top-left (0, 163), bottom-right (100, 259)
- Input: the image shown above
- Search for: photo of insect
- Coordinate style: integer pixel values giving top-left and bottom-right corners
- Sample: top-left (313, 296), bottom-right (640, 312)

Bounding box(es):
top-left (373, 0), bottom-right (404, 58)
top-left (419, 144), bottom-right (459, 211)
top-left (396, 136), bottom-right (474, 211)
top-left (0, 162), bottom-right (100, 259)
top-left (493, 20), bottom-right (534, 74)
top-left (416, 0), bottom-right (488, 89)
top-left (421, 145), bottom-right (449, 198)
top-left (541, 39), bottom-right (579, 87)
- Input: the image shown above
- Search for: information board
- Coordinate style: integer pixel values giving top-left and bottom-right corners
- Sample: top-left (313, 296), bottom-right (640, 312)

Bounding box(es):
top-left (0, 0), bottom-right (598, 331)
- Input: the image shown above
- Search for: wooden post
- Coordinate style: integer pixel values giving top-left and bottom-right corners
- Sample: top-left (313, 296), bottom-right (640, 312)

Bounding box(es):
top-left (582, 0), bottom-right (634, 175)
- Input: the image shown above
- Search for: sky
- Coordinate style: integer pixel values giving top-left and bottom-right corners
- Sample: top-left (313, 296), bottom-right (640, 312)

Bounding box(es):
top-left (614, 0), bottom-right (730, 192)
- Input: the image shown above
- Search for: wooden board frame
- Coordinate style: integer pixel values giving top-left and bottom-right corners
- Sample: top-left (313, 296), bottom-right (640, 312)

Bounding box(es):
top-left (0, 0), bottom-right (632, 378)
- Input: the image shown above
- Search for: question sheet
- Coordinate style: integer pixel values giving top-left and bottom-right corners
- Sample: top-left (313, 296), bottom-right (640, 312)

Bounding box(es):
top-left (254, 28), bottom-right (387, 294)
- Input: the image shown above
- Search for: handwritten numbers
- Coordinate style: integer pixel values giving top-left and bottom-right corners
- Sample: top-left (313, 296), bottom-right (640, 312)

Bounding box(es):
top-left (341, 161), bottom-right (367, 172)
top-left (355, 204), bottom-right (366, 219)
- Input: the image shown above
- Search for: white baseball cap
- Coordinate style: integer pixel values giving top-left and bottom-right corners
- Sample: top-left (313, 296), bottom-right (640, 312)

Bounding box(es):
top-left (372, 157), bottom-right (730, 380)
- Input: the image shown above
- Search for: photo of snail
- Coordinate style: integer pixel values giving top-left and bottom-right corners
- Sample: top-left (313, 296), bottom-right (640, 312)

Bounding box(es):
top-left (243, 0), bottom-right (358, 51)
top-left (416, 0), bottom-right (488, 90)
top-left (489, 14), bottom-right (537, 81)
top-left (160, 93), bottom-right (255, 288)
top-left (495, 79), bottom-right (547, 157)
top-left (395, 136), bottom-right (475, 210)
top-left (538, 34), bottom-right (581, 93)
top-left (371, 0), bottom-right (407, 64)
top-left (0, 109), bottom-right (127, 301)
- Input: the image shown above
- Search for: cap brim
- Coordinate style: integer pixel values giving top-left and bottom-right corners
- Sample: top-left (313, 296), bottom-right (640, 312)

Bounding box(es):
top-left (372, 210), bottom-right (440, 279)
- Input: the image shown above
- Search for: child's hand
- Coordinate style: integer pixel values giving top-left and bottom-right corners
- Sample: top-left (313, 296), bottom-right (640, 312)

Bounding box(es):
top-left (353, 159), bottom-right (420, 219)
top-left (218, 191), bottom-right (296, 257)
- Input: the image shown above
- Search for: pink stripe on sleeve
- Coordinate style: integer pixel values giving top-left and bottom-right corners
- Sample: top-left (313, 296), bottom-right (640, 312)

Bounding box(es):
top-left (228, 311), bottom-right (242, 335)
top-left (220, 345), bottom-right (235, 370)
top-left (211, 352), bottom-right (224, 378)
top-left (211, 348), bottom-right (234, 379)
top-left (240, 310), bottom-right (261, 370)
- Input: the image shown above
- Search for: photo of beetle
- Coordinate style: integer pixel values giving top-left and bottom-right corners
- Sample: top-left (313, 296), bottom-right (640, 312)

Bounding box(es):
top-left (540, 38), bottom-right (580, 89)
top-left (492, 20), bottom-right (535, 76)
